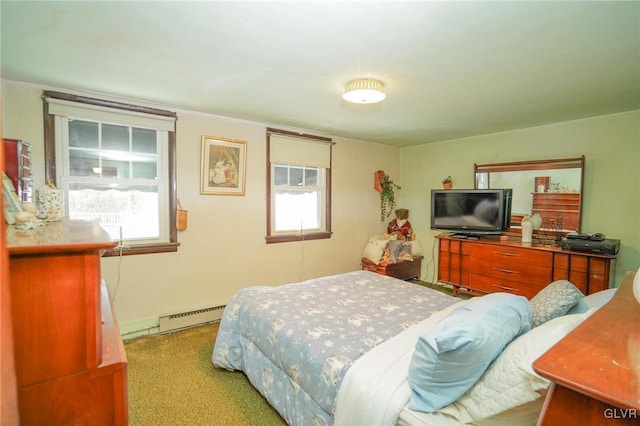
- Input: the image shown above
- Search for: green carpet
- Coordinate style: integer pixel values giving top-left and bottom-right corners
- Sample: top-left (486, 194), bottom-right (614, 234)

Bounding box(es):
top-left (125, 322), bottom-right (286, 426)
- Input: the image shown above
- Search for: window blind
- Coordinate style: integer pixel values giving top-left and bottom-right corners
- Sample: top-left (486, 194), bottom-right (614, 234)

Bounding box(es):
top-left (269, 134), bottom-right (332, 168)
top-left (45, 97), bottom-right (176, 132)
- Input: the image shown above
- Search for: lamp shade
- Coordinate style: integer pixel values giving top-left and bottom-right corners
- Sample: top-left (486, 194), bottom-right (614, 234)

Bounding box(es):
top-left (343, 78), bottom-right (386, 104)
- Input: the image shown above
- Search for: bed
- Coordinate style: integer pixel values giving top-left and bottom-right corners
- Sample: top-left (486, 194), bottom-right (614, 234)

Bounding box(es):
top-left (212, 269), bottom-right (619, 425)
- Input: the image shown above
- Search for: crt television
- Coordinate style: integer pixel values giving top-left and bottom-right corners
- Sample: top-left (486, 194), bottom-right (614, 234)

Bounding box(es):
top-left (431, 189), bottom-right (512, 235)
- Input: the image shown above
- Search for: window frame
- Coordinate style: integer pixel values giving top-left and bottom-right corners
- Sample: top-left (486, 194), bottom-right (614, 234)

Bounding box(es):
top-left (43, 91), bottom-right (179, 256)
top-left (265, 127), bottom-right (333, 244)
top-left (271, 164), bottom-right (326, 233)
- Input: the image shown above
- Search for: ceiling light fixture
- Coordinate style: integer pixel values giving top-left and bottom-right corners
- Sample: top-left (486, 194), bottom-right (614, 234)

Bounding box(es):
top-left (342, 78), bottom-right (386, 104)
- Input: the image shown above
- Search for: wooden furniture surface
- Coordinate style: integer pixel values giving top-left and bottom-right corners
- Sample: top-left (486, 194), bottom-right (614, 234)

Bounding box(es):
top-left (533, 269), bottom-right (640, 425)
top-left (7, 219), bottom-right (128, 425)
top-left (362, 255), bottom-right (423, 281)
top-left (531, 192), bottom-right (581, 231)
top-left (2, 137), bottom-right (21, 426)
top-left (3, 138), bottom-right (32, 202)
top-left (437, 235), bottom-right (616, 299)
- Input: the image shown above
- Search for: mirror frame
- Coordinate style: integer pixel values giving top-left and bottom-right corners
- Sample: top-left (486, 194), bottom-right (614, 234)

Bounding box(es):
top-left (474, 156), bottom-right (585, 234)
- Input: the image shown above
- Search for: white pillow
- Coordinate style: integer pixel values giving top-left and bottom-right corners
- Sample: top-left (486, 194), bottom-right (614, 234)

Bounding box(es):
top-left (410, 239), bottom-right (424, 256)
top-left (437, 309), bottom-right (594, 423)
top-left (567, 288), bottom-right (616, 314)
top-left (362, 235), bottom-right (390, 265)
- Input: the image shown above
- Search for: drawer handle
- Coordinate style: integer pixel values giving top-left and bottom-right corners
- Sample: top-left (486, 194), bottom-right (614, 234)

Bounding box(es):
top-left (493, 284), bottom-right (517, 292)
top-left (493, 267), bottom-right (519, 274)
top-left (494, 251), bottom-right (520, 257)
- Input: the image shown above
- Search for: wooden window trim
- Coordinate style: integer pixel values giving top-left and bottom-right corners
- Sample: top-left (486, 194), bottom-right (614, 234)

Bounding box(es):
top-left (265, 127), bottom-right (333, 244)
top-left (43, 91), bottom-right (179, 256)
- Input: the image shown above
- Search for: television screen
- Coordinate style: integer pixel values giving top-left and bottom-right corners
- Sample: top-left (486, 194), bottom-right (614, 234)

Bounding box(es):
top-left (431, 189), bottom-right (512, 234)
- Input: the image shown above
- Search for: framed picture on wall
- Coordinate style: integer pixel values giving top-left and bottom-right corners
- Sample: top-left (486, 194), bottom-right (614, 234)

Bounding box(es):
top-left (200, 136), bottom-right (247, 195)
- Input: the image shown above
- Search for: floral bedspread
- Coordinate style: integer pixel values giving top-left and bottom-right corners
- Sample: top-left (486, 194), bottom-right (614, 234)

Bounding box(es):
top-left (212, 270), bottom-right (458, 425)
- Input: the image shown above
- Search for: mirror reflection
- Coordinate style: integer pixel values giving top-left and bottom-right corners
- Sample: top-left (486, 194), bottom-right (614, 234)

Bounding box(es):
top-left (474, 156), bottom-right (585, 233)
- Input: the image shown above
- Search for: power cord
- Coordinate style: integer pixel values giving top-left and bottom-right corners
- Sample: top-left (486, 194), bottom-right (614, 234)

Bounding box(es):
top-left (110, 227), bottom-right (127, 304)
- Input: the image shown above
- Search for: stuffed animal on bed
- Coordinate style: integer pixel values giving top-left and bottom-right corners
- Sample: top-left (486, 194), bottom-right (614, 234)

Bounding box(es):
top-left (387, 208), bottom-right (413, 241)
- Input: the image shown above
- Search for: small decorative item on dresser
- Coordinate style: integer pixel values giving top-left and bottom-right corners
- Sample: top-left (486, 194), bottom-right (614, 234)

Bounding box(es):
top-left (521, 216), bottom-right (533, 243)
top-left (35, 181), bottom-right (64, 221)
top-left (442, 176), bottom-right (452, 189)
top-left (529, 213), bottom-right (542, 230)
top-left (534, 176), bottom-right (550, 193)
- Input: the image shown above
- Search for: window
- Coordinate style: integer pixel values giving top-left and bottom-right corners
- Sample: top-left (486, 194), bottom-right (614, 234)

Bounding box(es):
top-left (266, 128), bottom-right (333, 243)
top-left (43, 91), bottom-right (178, 256)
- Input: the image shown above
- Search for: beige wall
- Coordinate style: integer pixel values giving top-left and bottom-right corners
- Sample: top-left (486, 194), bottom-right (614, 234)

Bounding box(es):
top-left (1, 80), bottom-right (400, 333)
top-left (399, 111), bottom-right (640, 286)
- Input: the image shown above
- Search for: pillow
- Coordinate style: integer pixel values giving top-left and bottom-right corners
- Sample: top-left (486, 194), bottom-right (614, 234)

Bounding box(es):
top-left (362, 235), bottom-right (390, 265)
top-left (530, 280), bottom-right (584, 327)
top-left (387, 240), bottom-right (404, 263)
top-left (410, 239), bottom-right (424, 256)
top-left (408, 293), bottom-right (533, 413)
top-left (437, 309), bottom-right (594, 423)
top-left (567, 288), bottom-right (617, 314)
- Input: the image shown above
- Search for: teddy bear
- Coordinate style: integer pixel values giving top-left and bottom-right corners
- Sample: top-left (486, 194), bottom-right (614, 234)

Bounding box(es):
top-left (387, 208), bottom-right (412, 241)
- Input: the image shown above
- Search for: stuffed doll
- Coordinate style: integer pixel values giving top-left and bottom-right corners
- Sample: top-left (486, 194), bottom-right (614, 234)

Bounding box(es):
top-left (387, 208), bottom-right (412, 240)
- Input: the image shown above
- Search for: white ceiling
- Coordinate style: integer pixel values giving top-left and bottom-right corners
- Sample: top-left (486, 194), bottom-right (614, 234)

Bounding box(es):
top-left (1, 1), bottom-right (639, 147)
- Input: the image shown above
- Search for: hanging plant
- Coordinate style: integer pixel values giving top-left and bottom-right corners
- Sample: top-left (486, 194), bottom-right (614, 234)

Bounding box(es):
top-left (377, 172), bottom-right (401, 221)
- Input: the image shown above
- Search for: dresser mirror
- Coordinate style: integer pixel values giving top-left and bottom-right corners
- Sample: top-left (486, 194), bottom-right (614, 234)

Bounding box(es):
top-left (474, 156), bottom-right (585, 233)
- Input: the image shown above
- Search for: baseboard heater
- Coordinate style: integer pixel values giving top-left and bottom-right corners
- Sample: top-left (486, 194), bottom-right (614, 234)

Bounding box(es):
top-left (158, 305), bottom-right (226, 333)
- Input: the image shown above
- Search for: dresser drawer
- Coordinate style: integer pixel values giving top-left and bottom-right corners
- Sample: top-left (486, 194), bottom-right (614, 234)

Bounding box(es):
top-left (468, 244), bottom-right (553, 299)
top-left (469, 273), bottom-right (542, 299)
top-left (553, 253), bottom-right (607, 274)
top-left (470, 244), bottom-right (552, 269)
top-left (470, 262), bottom-right (552, 288)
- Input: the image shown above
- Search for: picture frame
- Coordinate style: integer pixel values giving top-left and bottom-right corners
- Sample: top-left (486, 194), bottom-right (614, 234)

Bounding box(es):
top-left (200, 135), bottom-right (247, 195)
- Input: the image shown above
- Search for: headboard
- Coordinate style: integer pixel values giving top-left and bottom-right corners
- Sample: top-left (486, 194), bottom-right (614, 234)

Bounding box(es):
top-left (533, 269), bottom-right (640, 425)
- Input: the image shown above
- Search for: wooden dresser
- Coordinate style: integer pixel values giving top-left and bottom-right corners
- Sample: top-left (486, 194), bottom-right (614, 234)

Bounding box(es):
top-left (531, 192), bottom-right (581, 231)
top-left (533, 269), bottom-right (640, 425)
top-left (7, 219), bottom-right (128, 425)
top-left (437, 235), bottom-right (616, 298)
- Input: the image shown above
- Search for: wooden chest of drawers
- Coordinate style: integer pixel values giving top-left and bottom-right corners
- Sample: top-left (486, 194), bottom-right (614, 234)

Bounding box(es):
top-left (469, 244), bottom-right (553, 299)
top-left (437, 235), bottom-right (615, 298)
top-left (7, 220), bottom-right (127, 425)
top-left (531, 192), bottom-right (581, 231)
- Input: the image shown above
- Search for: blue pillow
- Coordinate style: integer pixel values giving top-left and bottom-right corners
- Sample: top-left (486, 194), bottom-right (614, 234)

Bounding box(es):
top-left (408, 293), bottom-right (533, 413)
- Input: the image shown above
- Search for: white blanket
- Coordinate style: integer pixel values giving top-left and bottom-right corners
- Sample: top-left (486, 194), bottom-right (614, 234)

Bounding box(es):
top-left (334, 299), bottom-right (471, 425)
